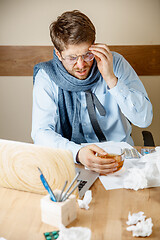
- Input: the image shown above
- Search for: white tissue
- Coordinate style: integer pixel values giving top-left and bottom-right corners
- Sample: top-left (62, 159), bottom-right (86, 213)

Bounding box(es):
top-left (144, 161), bottom-right (160, 180)
top-left (126, 218), bottom-right (153, 237)
top-left (126, 211), bottom-right (146, 225)
top-left (58, 224), bottom-right (91, 240)
top-left (77, 190), bottom-right (92, 210)
top-left (124, 150), bottom-right (160, 190)
top-left (141, 150), bottom-right (160, 163)
top-left (134, 150), bottom-right (160, 189)
top-left (0, 238), bottom-right (7, 240)
top-left (155, 147), bottom-right (160, 152)
top-left (123, 168), bottom-right (148, 190)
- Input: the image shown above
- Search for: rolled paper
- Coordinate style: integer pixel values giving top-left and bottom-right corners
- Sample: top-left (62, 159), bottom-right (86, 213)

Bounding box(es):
top-left (0, 139), bottom-right (77, 196)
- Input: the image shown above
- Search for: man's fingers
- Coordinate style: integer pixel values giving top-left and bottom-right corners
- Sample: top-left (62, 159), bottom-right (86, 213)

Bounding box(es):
top-left (86, 154), bottom-right (118, 171)
top-left (88, 165), bottom-right (118, 175)
top-left (77, 144), bottom-right (118, 175)
top-left (90, 49), bottom-right (109, 62)
top-left (91, 155), bottom-right (116, 165)
top-left (86, 144), bottom-right (116, 163)
top-left (90, 47), bottom-right (110, 56)
top-left (89, 44), bottom-right (111, 56)
top-left (86, 144), bottom-right (107, 155)
top-left (90, 43), bottom-right (110, 52)
top-left (88, 159), bottom-right (118, 169)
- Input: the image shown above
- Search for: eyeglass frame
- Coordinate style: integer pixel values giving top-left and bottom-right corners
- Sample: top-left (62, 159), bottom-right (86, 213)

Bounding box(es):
top-left (60, 51), bottom-right (95, 65)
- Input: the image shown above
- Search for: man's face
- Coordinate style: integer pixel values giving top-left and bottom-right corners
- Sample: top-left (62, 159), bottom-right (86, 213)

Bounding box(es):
top-left (55, 42), bottom-right (94, 80)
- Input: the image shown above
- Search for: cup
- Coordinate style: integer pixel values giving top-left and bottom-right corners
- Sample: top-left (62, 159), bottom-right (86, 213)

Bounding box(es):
top-left (98, 146), bottom-right (124, 172)
top-left (41, 189), bottom-right (77, 227)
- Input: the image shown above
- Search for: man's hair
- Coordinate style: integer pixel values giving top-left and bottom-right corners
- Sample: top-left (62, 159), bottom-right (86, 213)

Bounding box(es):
top-left (49, 10), bottom-right (96, 52)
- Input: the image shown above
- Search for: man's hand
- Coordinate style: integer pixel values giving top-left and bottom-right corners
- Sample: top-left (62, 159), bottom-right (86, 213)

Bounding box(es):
top-left (89, 44), bottom-right (118, 89)
top-left (77, 144), bottom-right (118, 175)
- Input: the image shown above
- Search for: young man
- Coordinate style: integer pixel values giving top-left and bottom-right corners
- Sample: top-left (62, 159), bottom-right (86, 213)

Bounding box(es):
top-left (32, 10), bottom-right (153, 174)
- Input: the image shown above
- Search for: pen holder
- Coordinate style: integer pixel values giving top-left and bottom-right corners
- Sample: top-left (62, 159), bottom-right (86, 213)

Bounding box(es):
top-left (40, 189), bottom-right (77, 227)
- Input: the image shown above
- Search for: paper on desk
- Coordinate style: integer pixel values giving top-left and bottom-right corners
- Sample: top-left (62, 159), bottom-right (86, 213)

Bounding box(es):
top-left (81, 141), bottom-right (133, 150)
top-left (98, 142), bottom-right (160, 190)
top-left (97, 141), bottom-right (133, 190)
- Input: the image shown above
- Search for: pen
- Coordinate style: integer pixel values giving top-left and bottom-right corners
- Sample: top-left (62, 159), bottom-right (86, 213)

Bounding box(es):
top-left (63, 181), bottom-right (80, 201)
top-left (61, 172), bottom-right (80, 202)
top-left (58, 180), bottom-right (68, 202)
top-left (38, 167), bottom-right (57, 202)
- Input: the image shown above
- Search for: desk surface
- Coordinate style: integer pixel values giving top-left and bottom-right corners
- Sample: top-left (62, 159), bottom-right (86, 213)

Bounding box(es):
top-left (0, 148), bottom-right (160, 240)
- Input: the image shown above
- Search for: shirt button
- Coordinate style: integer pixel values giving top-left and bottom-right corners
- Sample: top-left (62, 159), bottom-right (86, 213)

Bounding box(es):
top-left (86, 135), bottom-right (89, 138)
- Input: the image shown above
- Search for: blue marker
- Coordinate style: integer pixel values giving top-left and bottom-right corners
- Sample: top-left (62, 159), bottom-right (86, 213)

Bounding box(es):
top-left (38, 167), bottom-right (57, 202)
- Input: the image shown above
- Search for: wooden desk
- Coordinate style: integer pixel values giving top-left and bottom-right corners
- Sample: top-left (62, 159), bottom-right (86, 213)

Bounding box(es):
top-left (0, 149), bottom-right (160, 240)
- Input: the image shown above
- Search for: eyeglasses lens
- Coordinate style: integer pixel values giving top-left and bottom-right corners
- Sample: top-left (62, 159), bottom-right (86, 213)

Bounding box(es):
top-left (83, 52), bottom-right (94, 62)
top-left (65, 52), bottom-right (94, 65)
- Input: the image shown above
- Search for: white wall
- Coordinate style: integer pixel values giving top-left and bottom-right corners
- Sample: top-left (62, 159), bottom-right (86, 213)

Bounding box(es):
top-left (0, 76), bottom-right (33, 143)
top-left (0, 0), bottom-right (160, 145)
top-left (0, 0), bottom-right (160, 45)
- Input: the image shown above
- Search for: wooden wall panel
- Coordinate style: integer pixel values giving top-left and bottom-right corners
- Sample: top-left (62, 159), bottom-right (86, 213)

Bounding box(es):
top-left (0, 45), bottom-right (160, 76)
top-left (0, 46), bottom-right (54, 76)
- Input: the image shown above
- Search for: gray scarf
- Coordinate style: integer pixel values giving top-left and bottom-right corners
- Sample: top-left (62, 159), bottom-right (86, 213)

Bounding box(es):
top-left (33, 50), bottom-right (101, 144)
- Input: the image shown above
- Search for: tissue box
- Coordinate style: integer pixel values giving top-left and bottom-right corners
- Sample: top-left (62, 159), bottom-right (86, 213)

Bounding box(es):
top-left (40, 189), bottom-right (77, 227)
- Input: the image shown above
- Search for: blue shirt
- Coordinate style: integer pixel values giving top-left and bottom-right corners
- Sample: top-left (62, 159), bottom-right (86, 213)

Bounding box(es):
top-left (31, 52), bottom-right (153, 162)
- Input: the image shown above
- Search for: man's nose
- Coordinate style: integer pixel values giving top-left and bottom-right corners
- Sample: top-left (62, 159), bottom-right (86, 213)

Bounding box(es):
top-left (76, 56), bottom-right (86, 68)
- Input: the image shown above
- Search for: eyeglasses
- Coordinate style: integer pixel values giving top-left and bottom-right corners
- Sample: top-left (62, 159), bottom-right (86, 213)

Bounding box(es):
top-left (61, 51), bottom-right (94, 65)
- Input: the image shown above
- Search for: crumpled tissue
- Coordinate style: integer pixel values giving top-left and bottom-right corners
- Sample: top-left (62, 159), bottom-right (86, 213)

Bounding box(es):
top-left (144, 161), bottom-right (160, 183)
top-left (126, 211), bottom-right (146, 225)
top-left (123, 168), bottom-right (148, 190)
top-left (0, 238), bottom-right (7, 240)
top-left (126, 217), bottom-right (153, 237)
top-left (142, 148), bottom-right (160, 175)
top-left (57, 224), bottom-right (91, 240)
top-left (124, 148), bottom-right (160, 190)
top-left (77, 190), bottom-right (92, 210)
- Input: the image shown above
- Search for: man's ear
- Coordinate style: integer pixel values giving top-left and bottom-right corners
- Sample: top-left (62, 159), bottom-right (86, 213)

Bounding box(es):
top-left (55, 48), bottom-right (62, 61)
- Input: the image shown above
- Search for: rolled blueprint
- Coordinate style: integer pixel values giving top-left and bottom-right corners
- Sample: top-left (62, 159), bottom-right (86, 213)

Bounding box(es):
top-left (0, 139), bottom-right (77, 195)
